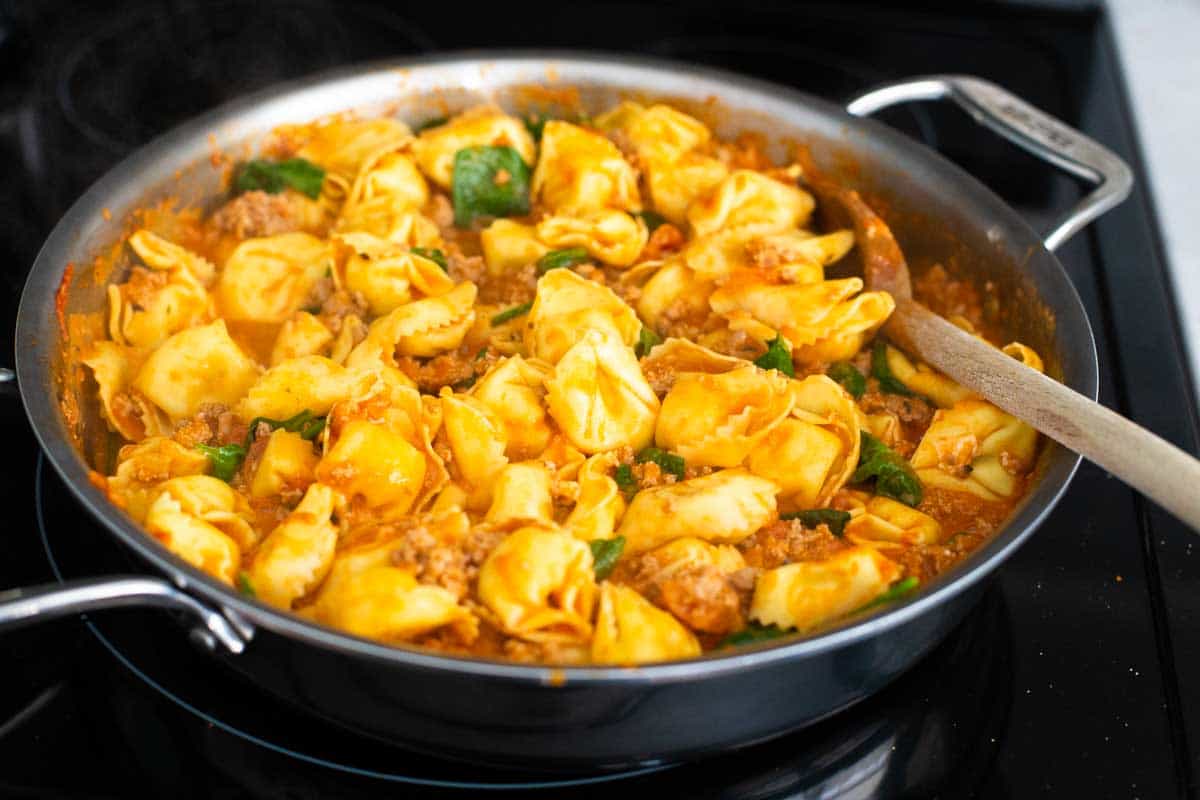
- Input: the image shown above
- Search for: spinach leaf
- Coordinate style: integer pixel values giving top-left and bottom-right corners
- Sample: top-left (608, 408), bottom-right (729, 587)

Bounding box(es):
top-left (491, 301), bottom-right (532, 326)
top-left (589, 536), bottom-right (626, 580)
top-left (234, 158), bottom-right (325, 199)
top-left (244, 409), bottom-right (325, 447)
top-left (236, 571), bottom-right (257, 598)
top-left (537, 247), bottom-right (590, 273)
top-left (635, 447), bottom-right (685, 480)
top-left (852, 432), bottom-right (923, 507)
top-left (635, 326), bottom-right (662, 359)
top-left (613, 464), bottom-right (638, 495)
top-left (451, 146), bottom-right (531, 227)
top-left (411, 247), bottom-right (448, 271)
top-left (779, 509), bottom-right (852, 537)
top-left (827, 361), bottom-right (866, 399)
top-left (633, 210), bottom-right (667, 232)
top-left (856, 576), bottom-right (920, 613)
top-left (718, 623), bottom-right (791, 648)
top-left (196, 443), bottom-right (248, 482)
top-left (870, 341), bottom-right (912, 396)
top-left (753, 334), bottom-right (795, 377)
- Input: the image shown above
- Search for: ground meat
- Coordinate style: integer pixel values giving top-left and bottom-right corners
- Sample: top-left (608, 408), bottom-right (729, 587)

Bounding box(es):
top-left (500, 637), bottom-right (589, 665)
top-left (121, 266), bottom-right (168, 308)
top-left (917, 488), bottom-right (1011, 539)
top-left (317, 289), bottom-right (368, 333)
top-left (888, 531), bottom-right (987, 584)
top-left (640, 357), bottom-right (678, 397)
top-left (860, 388), bottom-right (935, 447)
top-left (715, 132), bottom-right (773, 171)
top-left (212, 190), bottom-right (304, 238)
top-left (476, 262), bottom-right (536, 306)
top-left (659, 564), bottom-right (743, 634)
top-left (427, 193), bottom-right (454, 229)
top-left (462, 526), bottom-right (508, 574)
top-left (397, 345), bottom-right (479, 394)
top-left (170, 402), bottom-right (243, 448)
top-left (737, 520), bottom-right (850, 570)
top-left (641, 223), bottom-right (685, 260)
top-left (913, 264), bottom-right (990, 333)
top-left (446, 244), bottom-right (487, 287)
top-left (696, 326), bottom-right (761, 361)
top-left (616, 549), bottom-right (744, 636)
top-left (389, 520), bottom-right (471, 599)
top-left (171, 417), bottom-right (212, 449)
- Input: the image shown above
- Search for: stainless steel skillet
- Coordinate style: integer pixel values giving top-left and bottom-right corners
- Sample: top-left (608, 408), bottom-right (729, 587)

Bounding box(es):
top-left (0, 54), bottom-right (1126, 767)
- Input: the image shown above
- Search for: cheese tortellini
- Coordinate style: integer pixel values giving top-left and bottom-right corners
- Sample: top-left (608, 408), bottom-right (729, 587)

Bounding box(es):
top-left (88, 97), bottom-right (1044, 666)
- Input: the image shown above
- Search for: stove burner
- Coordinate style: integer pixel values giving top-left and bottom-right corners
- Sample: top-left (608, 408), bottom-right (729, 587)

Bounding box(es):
top-left (34, 454), bottom-right (1013, 797)
top-left (53, 1), bottom-right (435, 154)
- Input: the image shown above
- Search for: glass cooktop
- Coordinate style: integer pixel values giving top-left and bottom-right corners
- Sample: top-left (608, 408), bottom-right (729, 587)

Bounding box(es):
top-left (2, 2), bottom-right (1197, 797)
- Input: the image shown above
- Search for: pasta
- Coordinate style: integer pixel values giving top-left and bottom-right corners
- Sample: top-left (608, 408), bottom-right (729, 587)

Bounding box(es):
top-left (84, 98), bottom-right (1046, 666)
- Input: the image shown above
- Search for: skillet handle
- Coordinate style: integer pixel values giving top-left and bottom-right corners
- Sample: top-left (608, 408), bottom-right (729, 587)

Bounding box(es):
top-left (846, 74), bottom-right (1133, 251)
top-left (0, 575), bottom-right (249, 653)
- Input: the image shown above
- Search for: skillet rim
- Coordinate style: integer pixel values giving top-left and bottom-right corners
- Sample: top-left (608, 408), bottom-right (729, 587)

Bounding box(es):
top-left (14, 49), bottom-right (1098, 683)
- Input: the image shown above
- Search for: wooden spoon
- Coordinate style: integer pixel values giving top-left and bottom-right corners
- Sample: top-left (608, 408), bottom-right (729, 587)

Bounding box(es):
top-left (811, 176), bottom-right (1200, 531)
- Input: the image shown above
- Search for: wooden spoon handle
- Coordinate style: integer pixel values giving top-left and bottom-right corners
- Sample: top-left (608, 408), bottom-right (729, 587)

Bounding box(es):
top-left (887, 301), bottom-right (1200, 531)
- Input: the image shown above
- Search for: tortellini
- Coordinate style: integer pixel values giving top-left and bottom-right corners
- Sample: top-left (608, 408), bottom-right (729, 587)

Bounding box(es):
top-left (143, 475), bottom-right (256, 583)
top-left (709, 277), bottom-right (895, 366)
top-left (269, 312), bottom-right (334, 366)
top-left (293, 117), bottom-right (413, 186)
top-left (526, 269), bottom-right (641, 363)
top-left (480, 219), bottom-right (549, 275)
top-left (687, 170), bottom-right (814, 237)
top-left (592, 583), bottom-right (701, 664)
top-left (413, 105), bottom-right (536, 189)
top-left (83, 341), bottom-right (167, 440)
top-left (315, 420), bottom-right (426, 517)
top-left (106, 437), bottom-right (210, 523)
top-left (237, 355), bottom-right (373, 422)
top-left (595, 102), bottom-right (727, 224)
top-left (536, 209), bottom-right (648, 267)
top-left (470, 355), bottom-right (554, 459)
top-left (336, 150), bottom-right (430, 239)
top-left (347, 281), bottom-right (477, 363)
top-left (635, 259), bottom-right (714, 330)
top-left (439, 390), bottom-right (509, 506)
top-left (910, 399), bottom-right (1038, 500)
top-left (310, 534), bottom-right (474, 641)
top-left (879, 344), bottom-right (973, 409)
top-left (133, 320), bottom-right (261, 421)
top-left (249, 483), bottom-right (338, 608)
top-left (531, 120), bottom-right (640, 213)
top-left (250, 429), bottom-right (320, 499)
top-left (477, 526), bottom-right (597, 643)
top-left (844, 493), bottom-right (945, 546)
top-left (108, 230), bottom-right (214, 349)
top-left (750, 546), bottom-right (902, 632)
top-left (545, 329), bottom-right (659, 454)
top-left (745, 375), bottom-right (862, 508)
top-left (617, 469), bottom-right (778, 554)
top-left (655, 365), bottom-right (794, 467)
top-left (333, 232), bottom-right (454, 316)
top-left (485, 462), bottom-right (554, 528)
top-left (563, 452), bottom-right (626, 542)
top-left (216, 233), bottom-right (331, 324)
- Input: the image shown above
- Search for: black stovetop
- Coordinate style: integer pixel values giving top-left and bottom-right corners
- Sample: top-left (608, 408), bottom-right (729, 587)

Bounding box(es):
top-left (3, 2), bottom-right (1199, 798)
